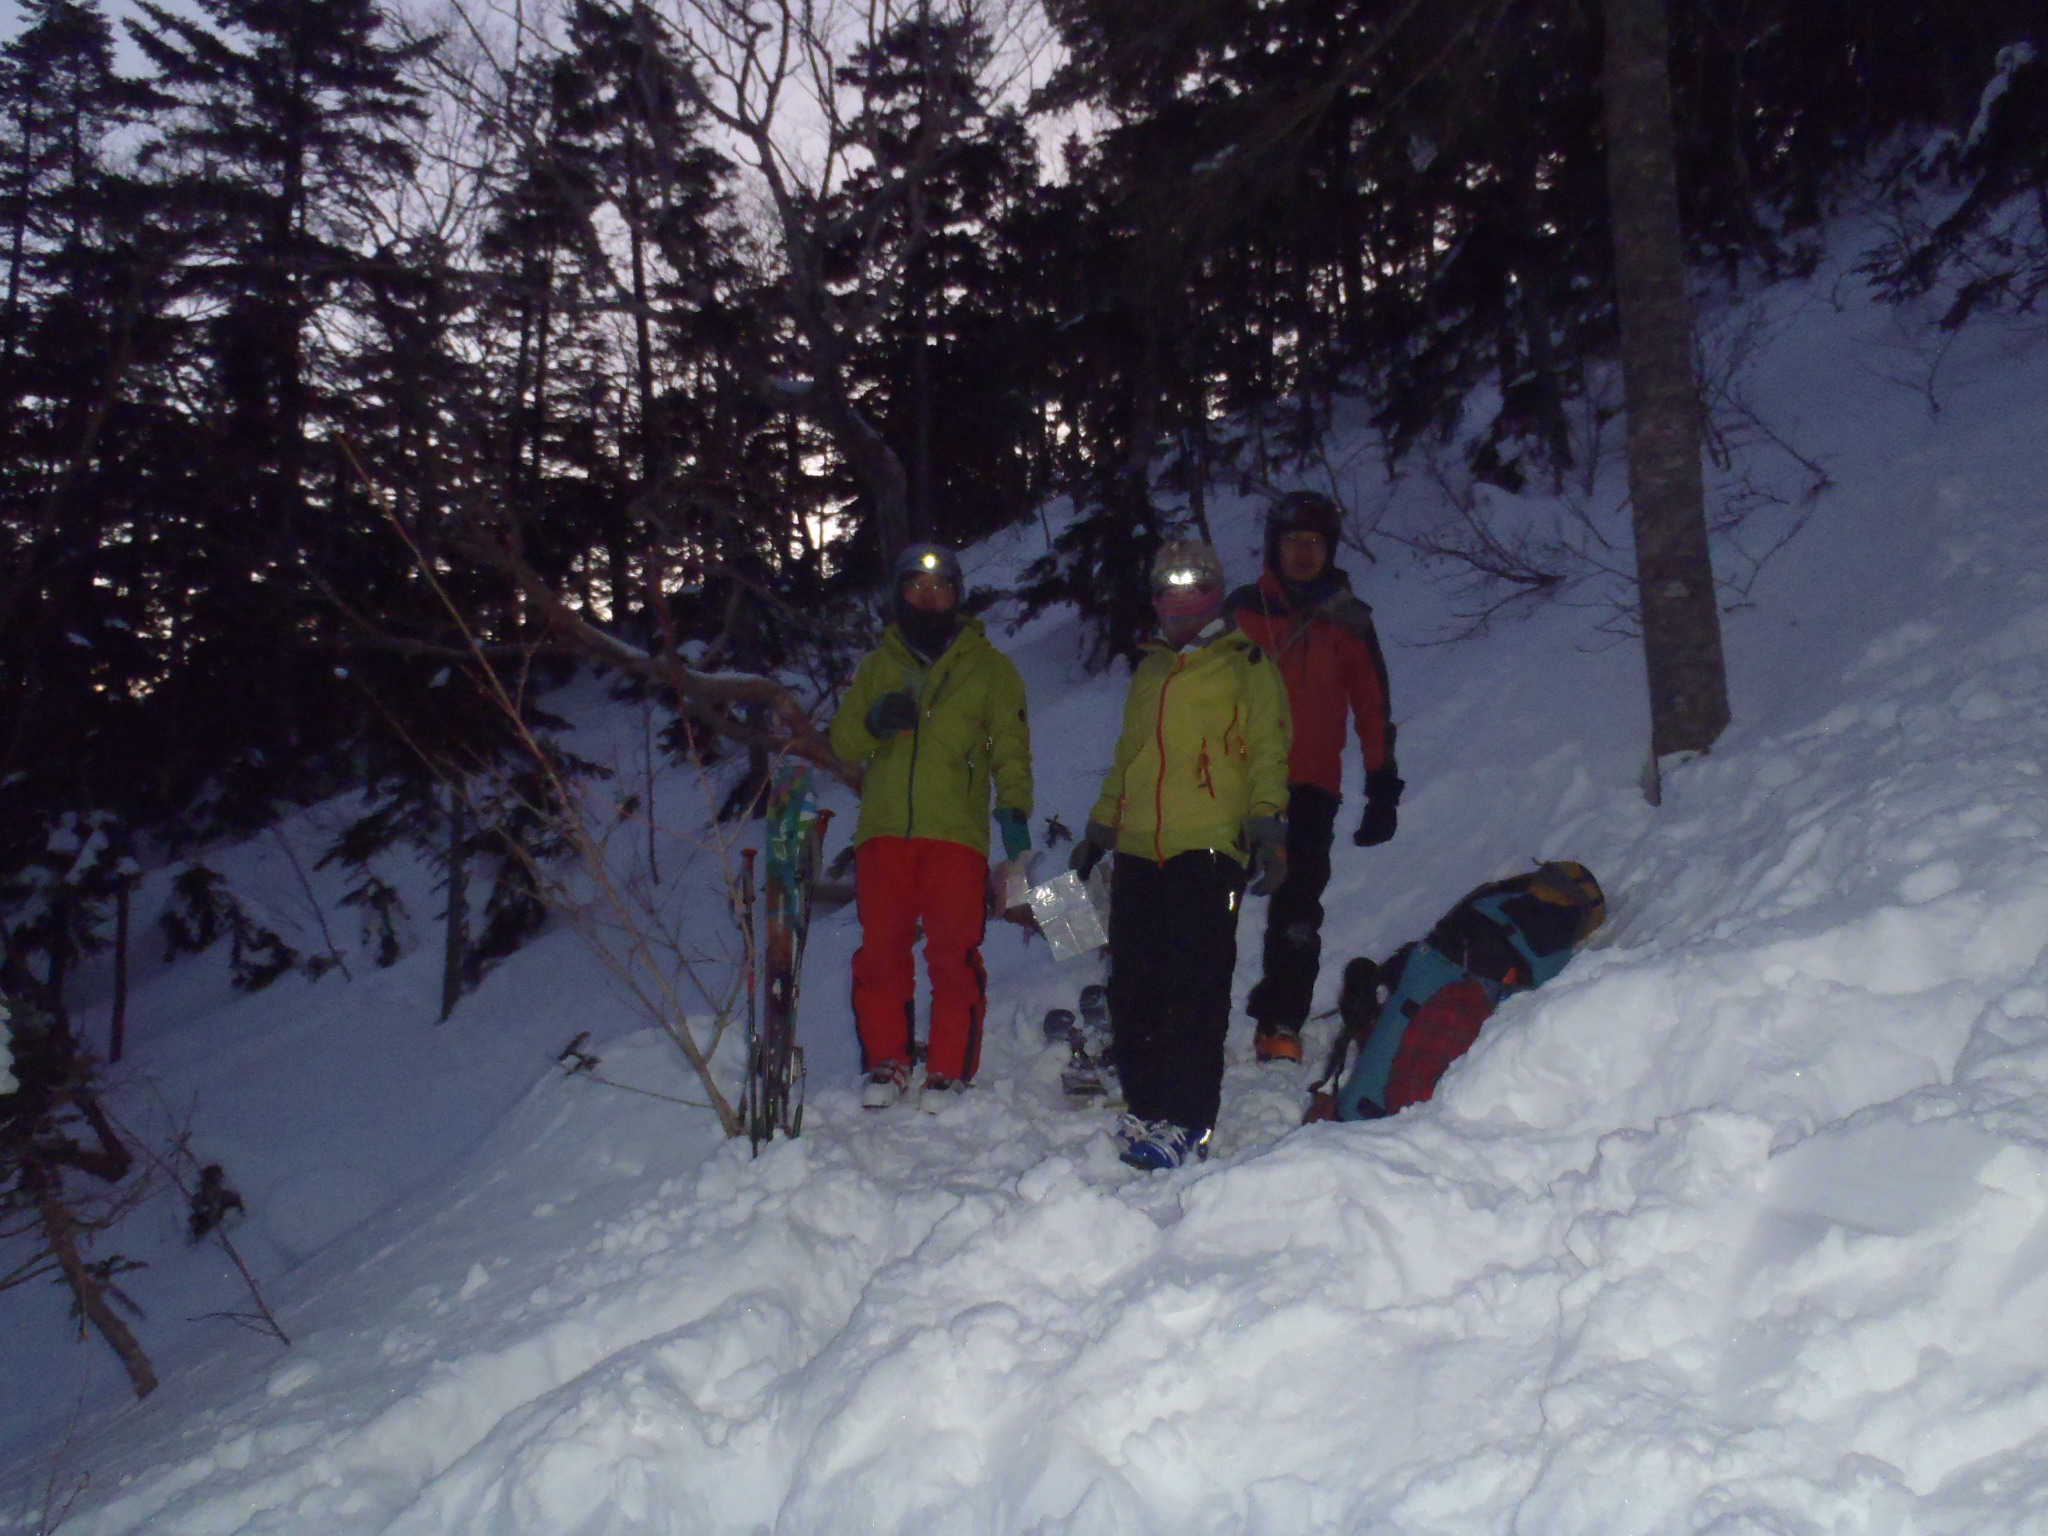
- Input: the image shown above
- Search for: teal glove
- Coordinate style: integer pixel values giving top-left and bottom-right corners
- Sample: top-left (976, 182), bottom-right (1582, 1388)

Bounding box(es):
top-left (993, 807), bottom-right (1031, 861)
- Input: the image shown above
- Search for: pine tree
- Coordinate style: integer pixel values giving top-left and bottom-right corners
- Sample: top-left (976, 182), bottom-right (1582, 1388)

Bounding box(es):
top-left (828, 12), bottom-right (1047, 551)
top-left (0, 0), bottom-right (188, 979)
top-left (121, 0), bottom-right (434, 829)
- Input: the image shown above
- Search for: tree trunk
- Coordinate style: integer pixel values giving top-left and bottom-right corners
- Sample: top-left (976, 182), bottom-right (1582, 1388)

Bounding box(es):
top-left (1184, 415), bottom-right (1215, 546)
top-left (626, 148), bottom-right (656, 626)
top-left (644, 700), bottom-right (660, 886)
top-left (30, 1164), bottom-right (157, 1399)
top-left (803, 369), bottom-right (912, 564)
top-left (45, 889), bottom-right (72, 1039)
top-left (911, 290), bottom-right (933, 544)
top-left (769, 206), bottom-right (914, 563)
top-left (440, 787), bottom-right (468, 1023)
top-left (527, 289), bottom-right (556, 521)
top-left (109, 880), bottom-right (131, 1064)
top-left (1, 108), bottom-right (32, 382)
top-left (1602, 0), bottom-right (1730, 769)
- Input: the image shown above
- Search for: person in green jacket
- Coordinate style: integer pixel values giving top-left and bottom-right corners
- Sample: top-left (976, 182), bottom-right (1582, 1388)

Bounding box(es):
top-left (1068, 539), bottom-right (1292, 1169)
top-left (830, 544), bottom-right (1033, 1111)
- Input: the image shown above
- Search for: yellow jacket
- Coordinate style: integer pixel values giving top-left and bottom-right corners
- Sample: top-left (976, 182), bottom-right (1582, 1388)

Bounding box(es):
top-left (829, 618), bottom-right (1032, 855)
top-left (1090, 623), bottom-right (1291, 863)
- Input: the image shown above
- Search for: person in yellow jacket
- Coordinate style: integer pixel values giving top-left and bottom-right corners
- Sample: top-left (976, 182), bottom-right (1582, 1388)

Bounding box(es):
top-left (1068, 539), bottom-right (1292, 1169)
top-left (830, 544), bottom-right (1033, 1111)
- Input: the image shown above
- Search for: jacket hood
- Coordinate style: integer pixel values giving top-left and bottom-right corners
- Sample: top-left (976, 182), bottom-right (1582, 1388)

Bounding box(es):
top-left (1251, 563), bottom-right (1352, 613)
top-left (882, 612), bottom-right (988, 665)
top-left (1144, 613), bottom-right (1236, 656)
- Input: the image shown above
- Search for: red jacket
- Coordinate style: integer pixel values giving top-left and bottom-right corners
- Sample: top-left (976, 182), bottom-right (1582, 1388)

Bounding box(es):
top-left (1229, 569), bottom-right (1392, 797)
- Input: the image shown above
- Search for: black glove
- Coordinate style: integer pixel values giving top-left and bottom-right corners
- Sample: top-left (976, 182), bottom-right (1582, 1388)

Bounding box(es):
top-left (1069, 820), bottom-right (1116, 881)
top-left (1355, 766), bottom-right (1403, 847)
top-left (1245, 814), bottom-right (1288, 896)
top-left (866, 690), bottom-right (920, 739)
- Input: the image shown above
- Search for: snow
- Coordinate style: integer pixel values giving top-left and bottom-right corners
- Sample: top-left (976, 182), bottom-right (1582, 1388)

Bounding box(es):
top-left (1966, 42), bottom-right (2036, 151)
top-left (9, 244), bottom-right (2048, 1533)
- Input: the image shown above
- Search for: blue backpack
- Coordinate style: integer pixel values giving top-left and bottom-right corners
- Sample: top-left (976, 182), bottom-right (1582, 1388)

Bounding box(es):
top-left (1309, 862), bottom-right (1605, 1122)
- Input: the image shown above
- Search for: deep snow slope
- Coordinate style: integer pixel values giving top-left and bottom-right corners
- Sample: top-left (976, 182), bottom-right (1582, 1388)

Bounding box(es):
top-left (7, 253), bottom-right (2048, 1534)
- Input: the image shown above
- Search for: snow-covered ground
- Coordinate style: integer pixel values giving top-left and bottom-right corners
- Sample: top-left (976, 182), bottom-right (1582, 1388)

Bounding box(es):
top-left (7, 243), bottom-right (2048, 1534)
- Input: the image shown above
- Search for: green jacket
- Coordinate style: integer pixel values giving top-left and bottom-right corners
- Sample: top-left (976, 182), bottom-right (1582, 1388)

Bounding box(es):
top-left (1089, 623), bottom-right (1292, 864)
top-left (830, 617), bottom-right (1032, 856)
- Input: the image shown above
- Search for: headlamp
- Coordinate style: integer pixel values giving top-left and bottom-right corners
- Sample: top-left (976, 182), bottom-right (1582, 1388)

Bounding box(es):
top-left (1147, 537), bottom-right (1224, 599)
top-left (1154, 566), bottom-right (1213, 595)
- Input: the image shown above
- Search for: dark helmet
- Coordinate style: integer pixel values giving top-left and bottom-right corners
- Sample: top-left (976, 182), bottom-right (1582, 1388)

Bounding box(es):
top-left (1528, 861), bottom-right (1606, 946)
top-left (1265, 490), bottom-right (1343, 571)
top-left (893, 543), bottom-right (964, 598)
top-left (890, 543), bottom-right (965, 655)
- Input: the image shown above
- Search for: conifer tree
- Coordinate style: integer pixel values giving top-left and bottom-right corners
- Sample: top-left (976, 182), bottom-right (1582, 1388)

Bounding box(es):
top-left (121, 0), bottom-right (434, 827)
top-left (829, 11), bottom-right (1046, 549)
top-left (0, 0), bottom-right (185, 974)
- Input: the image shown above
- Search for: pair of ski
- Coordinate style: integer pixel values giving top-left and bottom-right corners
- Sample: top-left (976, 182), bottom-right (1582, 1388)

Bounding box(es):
top-left (1043, 983), bottom-right (1117, 1106)
top-left (738, 761), bottom-right (827, 1155)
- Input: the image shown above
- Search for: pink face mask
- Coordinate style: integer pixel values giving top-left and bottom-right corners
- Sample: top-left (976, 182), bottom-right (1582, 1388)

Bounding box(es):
top-left (1154, 582), bottom-right (1223, 641)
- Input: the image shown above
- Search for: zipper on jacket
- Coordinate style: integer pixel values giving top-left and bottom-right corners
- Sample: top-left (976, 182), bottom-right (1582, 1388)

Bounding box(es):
top-left (903, 664), bottom-right (930, 839)
top-left (904, 715), bottom-right (921, 838)
top-left (1284, 616), bottom-right (1311, 691)
top-left (1153, 655), bottom-right (1185, 863)
top-left (901, 651), bottom-right (961, 841)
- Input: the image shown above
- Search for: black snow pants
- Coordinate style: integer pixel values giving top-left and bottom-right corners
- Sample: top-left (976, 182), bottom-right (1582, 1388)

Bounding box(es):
top-left (1245, 782), bottom-right (1339, 1033)
top-left (1106, 849), bottom-right (1247, 1134)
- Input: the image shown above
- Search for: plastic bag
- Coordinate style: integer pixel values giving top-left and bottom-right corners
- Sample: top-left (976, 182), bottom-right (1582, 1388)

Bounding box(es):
top-left (1026, 867), bottom-right (1110, 963)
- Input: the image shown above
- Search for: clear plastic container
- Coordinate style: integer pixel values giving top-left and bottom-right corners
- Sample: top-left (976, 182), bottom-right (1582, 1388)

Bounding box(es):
top-left (1026, 867), bottom-right (1110, 963)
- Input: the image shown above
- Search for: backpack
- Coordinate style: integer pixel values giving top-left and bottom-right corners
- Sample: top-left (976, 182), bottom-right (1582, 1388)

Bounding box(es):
top-left (1307, 862), bottom-right (1605, 1123)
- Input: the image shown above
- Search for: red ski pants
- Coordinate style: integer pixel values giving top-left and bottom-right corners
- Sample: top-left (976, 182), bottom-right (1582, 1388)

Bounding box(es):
top-left (852, 836), bottom-right (990, 1082)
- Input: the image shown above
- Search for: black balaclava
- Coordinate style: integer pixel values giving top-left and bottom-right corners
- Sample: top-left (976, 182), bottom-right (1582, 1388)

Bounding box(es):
top-left (892, 543), bottom-right (965, 658)
top-left (895, 594), bottom-right (962, 659)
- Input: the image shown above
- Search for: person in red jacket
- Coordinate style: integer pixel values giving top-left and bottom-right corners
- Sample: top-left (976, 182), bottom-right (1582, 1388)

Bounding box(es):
top-left (1227, 491), bottom-right (1401, 1062)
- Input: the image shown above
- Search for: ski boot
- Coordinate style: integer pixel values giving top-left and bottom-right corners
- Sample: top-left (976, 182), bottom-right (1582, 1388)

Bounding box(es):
top-left (1078, 983), bottom-right (1110, 1040)
top-left (919, 1074), bottom-right (966, 1114)
top-left (861, 1060), bottom-right (912, 1110)
top-left (1253, 1025), bottom-right (1304, 1064)
top-left (1117, 1118), bottom-right (1211, 1171)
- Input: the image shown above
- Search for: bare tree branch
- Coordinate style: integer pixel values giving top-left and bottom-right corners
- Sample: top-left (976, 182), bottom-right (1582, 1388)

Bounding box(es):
top-left (333, 434), bottom-right (855, 784)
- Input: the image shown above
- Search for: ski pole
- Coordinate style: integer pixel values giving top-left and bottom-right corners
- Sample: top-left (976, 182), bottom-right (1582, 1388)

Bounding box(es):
top-left (739, 847), bottom-right (759, 1137)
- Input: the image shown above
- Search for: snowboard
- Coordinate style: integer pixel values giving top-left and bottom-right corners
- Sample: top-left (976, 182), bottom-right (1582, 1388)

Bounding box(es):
top-left (745, 759), bottom-right (825, 1152)
top-left (1043, 983), bottom-right (1117, 1105)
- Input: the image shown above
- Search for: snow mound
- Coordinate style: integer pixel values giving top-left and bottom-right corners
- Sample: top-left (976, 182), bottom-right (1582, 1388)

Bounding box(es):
top-left (12, 261), bottom-right (2048, 1535)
